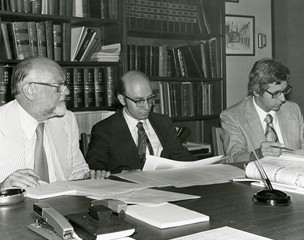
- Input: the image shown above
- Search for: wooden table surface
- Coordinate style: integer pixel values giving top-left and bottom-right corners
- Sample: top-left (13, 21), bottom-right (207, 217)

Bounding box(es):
top-left (1, 181), bottom-right (303, 240)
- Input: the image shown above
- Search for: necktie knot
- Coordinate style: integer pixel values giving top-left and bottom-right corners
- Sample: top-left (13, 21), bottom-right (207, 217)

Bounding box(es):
top-left (136, 122), bottom-right (144, 130)
top-left (264, 114), bottom-right (273, 124)
top-left (36, 122), bottom-right (45, 138)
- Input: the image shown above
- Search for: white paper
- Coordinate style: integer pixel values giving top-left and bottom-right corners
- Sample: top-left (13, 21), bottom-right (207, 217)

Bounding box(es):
top-left (115, 164), bottom-right (245, 188)
top-left (169, 226), bottom-right (272, 240)
top-left (126, 203), bottom-right (209, 229)
top-left (143, 155), bottom-right (226, 171)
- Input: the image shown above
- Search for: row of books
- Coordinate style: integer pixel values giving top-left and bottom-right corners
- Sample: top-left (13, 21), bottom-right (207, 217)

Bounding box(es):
top-left (127, 0), bottom-right (211, 34)
top-left (0, 21), bottom-right (104, 61)
top-left (0, 65), bottom-right (118, 109)
top-left (127, 38), bottom-right (221, 79)
top-left (0, 0), bottom-right (118, 19)
top-left (152, 81), bottom-right (219, 118)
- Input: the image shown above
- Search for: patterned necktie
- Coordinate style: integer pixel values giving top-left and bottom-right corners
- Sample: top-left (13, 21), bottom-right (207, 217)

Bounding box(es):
top-left (264, 114), bottom-right (278, 142)
top-left (136, 122), bottom-right (154, 167)
top-left (34, 122), bottom-right (49, 182)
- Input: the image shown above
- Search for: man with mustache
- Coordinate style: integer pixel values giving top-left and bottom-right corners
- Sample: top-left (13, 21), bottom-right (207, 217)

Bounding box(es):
top-left (86, 70), bottom-right (196, 175)
top-left (220, 58), bottom-right (304, 162)
top-left (0, 57), bottom-right (102, 190)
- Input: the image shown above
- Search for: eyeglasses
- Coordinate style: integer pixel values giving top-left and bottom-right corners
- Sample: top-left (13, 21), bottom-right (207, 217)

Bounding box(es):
top-left (265, 85), bottom-right (292, 99)
top-left (30, 81), bottom-right (68, 93)
top-left (124, 93), bottom-right (157, 107)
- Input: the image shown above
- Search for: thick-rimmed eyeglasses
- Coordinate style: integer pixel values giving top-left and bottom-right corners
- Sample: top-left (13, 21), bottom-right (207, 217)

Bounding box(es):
top-left (30, 81), bottom-right (68, 93)
top-left (124, 93), bottom-right (157, 107)
top-left (265, 85), bottom-right (292, 99)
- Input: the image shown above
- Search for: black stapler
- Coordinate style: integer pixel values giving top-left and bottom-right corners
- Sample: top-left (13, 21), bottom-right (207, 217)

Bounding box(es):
top-left (65, 199), bottom-right (135, 239)
top-left (28, 202), bottom-right (76, 240)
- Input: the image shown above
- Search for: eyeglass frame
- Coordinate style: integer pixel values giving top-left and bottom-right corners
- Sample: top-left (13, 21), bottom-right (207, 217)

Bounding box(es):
top-left (123, 92), bottom-right (157, 107)
top-left (264, 84), bottom-right (292, 99)
top-left (29, 81), bottom-right (68, 93)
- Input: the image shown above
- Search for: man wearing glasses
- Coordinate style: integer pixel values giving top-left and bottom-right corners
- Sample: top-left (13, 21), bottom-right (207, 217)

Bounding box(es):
top-left (0, 57), bottom-right (100, 190)
top-left (220, 58), bottom-right (304, 163)
top-left (86, 70), bottom-right (196, 174)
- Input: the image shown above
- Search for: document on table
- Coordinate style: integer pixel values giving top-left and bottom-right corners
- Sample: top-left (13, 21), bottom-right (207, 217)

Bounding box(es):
top-left (143, 155), bottom-right (225, 171)
top-left (25, 179), bottom-right (150, 199)
top-left (114, 164), bottom-right (245, 188)
top-left (126, 203), bottom-right (209, 229)
top-left (169, 226), bottom-right (273, 240)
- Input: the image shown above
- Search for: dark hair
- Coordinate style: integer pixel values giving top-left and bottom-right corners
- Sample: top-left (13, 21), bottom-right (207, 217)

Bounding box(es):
top-left (248, 58), bottom-right (290, 96)
top-left (11, 57), bottom-right (36, 96)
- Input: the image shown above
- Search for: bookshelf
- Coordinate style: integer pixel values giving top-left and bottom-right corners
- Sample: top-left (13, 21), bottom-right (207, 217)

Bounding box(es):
top-left (0, 0), bottom-right (122, 113)
top-left (121, 0), bottom-right (226, 148)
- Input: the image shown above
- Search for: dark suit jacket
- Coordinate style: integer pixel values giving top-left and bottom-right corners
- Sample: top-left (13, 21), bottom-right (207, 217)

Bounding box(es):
top-left (86, 110), bottom-right (196, 173)
top-left (220, 96), bottom-right (304, 162)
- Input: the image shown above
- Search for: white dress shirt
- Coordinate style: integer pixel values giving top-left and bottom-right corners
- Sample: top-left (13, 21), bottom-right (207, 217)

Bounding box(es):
top-left (123, 108), bottom-right (163, 157)
top-left (253, 97), bottom-right (285, 145)
top-left (0, 100), bottom-right (89, 182)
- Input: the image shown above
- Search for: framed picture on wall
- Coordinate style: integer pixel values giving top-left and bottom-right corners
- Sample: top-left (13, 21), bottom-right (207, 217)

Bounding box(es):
top-left (225, 15), bottom-right (255, 56)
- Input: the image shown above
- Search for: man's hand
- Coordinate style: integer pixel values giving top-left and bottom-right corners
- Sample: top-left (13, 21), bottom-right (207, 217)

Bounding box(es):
top-left (84, 170), bottom-right (111, 179)
top-left (260, 141), bottom-right (282, 158)
top-left (0, 169), bottom-right (40, 191)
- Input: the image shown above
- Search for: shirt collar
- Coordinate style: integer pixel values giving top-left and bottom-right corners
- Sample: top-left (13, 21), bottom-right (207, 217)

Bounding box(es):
top-left (252, 97), bottom-right (277, 124)
top-left (123, 108), bottom-right (148, 131)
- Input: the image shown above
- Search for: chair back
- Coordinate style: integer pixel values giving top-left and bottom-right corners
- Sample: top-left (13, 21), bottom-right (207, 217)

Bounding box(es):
top-left (80, 133), bottom-right (91, 157)
top-left (212, 127), bottom-right (225, 156)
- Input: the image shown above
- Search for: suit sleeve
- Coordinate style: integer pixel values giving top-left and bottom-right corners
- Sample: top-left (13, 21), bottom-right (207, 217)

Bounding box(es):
top-left (220, 110), bottom-right (252, 163)
top-left (86, 122), bottom-right (110, 171)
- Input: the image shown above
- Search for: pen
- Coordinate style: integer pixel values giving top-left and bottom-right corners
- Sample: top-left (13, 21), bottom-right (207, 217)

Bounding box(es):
top-left (270, 146), bottom-right (295, 152)
top-left (252, 150), bottom-right (273, 191)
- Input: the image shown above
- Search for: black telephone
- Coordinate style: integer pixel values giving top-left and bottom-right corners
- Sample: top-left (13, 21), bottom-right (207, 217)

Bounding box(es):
top-left (176, 126), bottom-right (191, 143)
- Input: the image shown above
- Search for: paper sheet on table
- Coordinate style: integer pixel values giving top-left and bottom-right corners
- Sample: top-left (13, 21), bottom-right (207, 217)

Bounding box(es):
top-left (114, 164), bottom-right (245, 188)
top-left (25, 179), bottom-right (150, 199)
top-left (90, 188), bottom-right (200, 206)
top-left (143, 155), bottom-right (225, 171)
top-left (169, 226), bottom-right (272, 240)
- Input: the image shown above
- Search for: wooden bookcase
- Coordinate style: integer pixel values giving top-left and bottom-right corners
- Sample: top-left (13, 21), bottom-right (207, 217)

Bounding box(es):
top-left (121, 0), bottom-right (226, 149)
top-left (0, 0), bottom-right (226, 151)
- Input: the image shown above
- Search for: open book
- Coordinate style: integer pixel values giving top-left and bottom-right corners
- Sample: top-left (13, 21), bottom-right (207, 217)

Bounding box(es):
top-left (245, 152), bottom-right (304, 188)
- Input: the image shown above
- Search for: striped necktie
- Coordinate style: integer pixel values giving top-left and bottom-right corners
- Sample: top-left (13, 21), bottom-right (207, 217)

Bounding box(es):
top-left (34, 122), bottom-right (49, 182)
top-left (264, 114), bottom-right (278, 142)
top-left (136, 122), bottom-right (154, 168)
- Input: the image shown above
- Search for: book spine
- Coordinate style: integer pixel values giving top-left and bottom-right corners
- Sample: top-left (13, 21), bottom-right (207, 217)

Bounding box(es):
top-left (27, 22), bottom-right (39, 57)
top-left (53, 24), bottom-right (62, 61)
top-left (64, 67), bottom-right (74, 109)
top-left (44, 21), bottom-right (54, 60)
top-left (11, 22), bottom-right (31, 60)
top-left (94, 67), bottom-right (106, 107)
top-left (31, 0), bottom-right (42, 14)
top-left (73, 68), bottom-right (85, 108)
top-left (108, 0), bottom-right (118, 19)
top-left (36, 22), bottom-right (47, 57)
top-left (0, 65), bottom-right (13, 106)
top-left (89, 0), bottom-right (108, 19)
top-left (59, 0), bottom-right (66, 16)
top-left (84, 68), bottom-right (95, 107)
top-left (65, 0), bottom-right (73, 16)
top-left (62, 23), bottom-right (71, 61)
top-left (1, 23), bottom-right (13, 59)
top-left (105, 66), bottom-right (117, 107)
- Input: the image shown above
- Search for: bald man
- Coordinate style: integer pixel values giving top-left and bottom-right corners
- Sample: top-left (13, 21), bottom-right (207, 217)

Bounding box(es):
top-left (86, 70), bottom-right (196, 174)
top-left (0, 57), bottom-right (104, 190)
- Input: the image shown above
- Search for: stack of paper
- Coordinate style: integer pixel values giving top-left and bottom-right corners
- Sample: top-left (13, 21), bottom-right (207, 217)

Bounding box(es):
top-left (126, 203), bottom-right (209, 229)
top-left (90, 43), bottom-right (120, 62)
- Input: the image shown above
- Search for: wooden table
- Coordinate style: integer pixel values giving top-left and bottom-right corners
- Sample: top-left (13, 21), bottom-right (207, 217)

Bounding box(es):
top-left (1, 181), bottom-right (304, 240)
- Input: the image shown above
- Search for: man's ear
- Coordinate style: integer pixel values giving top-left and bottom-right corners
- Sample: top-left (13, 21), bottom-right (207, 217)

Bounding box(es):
top-left (117, 94), bottom-right (126, 106)
top-left (22, 83), bottom-right (35, 101)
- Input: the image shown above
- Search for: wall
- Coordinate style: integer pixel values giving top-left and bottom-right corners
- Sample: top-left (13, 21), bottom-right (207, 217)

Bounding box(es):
top-left (225, 0), bottom-right (272, 107)
top-left (273, 0), bottom-right (304, 113)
